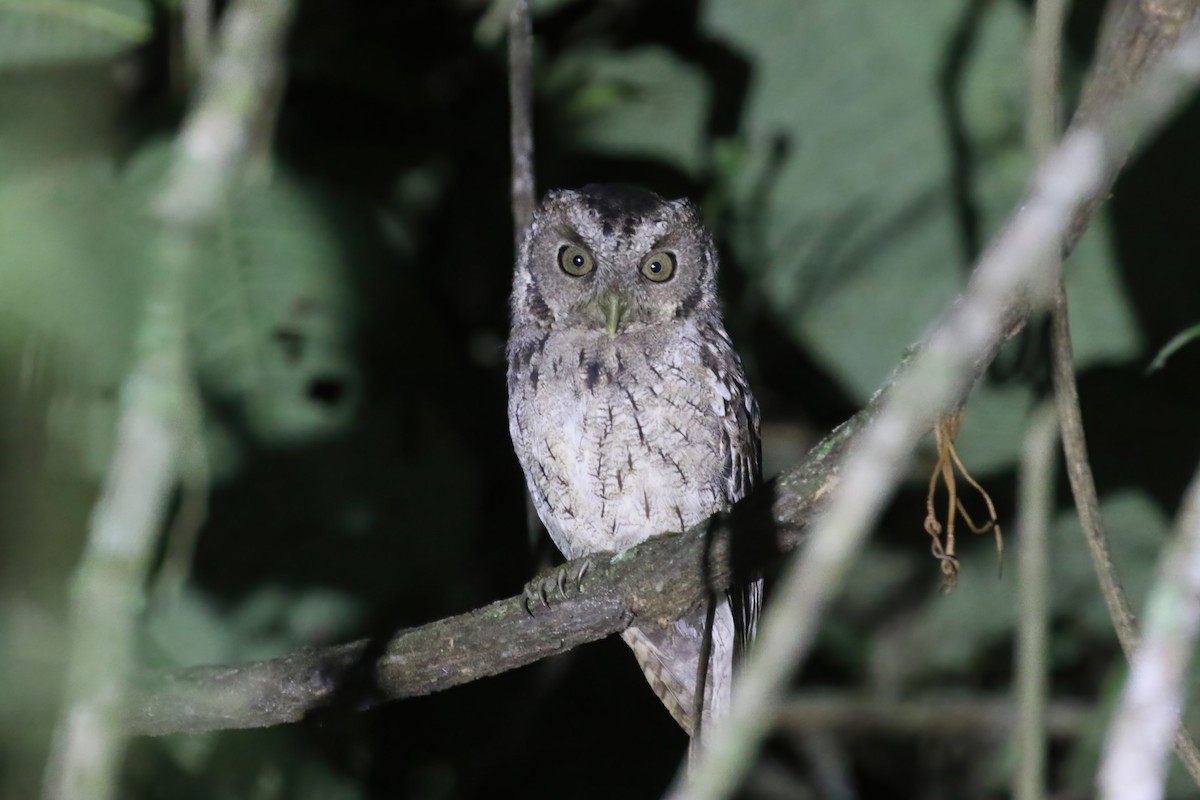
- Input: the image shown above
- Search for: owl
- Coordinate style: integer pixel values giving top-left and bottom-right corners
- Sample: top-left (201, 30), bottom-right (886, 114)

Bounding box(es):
top-left (506, 184), bottom-right (762, 736)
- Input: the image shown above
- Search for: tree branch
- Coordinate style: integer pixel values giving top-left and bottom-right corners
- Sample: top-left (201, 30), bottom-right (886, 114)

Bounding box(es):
top-left (43, 0), bottom-right (298, 796)
top-left (122, 1), bottom-right (1200, 748)
top-left (1099, 464), bottom-right (1200, 800)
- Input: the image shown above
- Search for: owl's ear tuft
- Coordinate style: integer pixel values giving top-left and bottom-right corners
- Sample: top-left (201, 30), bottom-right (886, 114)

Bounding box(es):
top-left (537, 188), bottom-right (570, 211)
top-left (667, 197), bottom-right (697, 213)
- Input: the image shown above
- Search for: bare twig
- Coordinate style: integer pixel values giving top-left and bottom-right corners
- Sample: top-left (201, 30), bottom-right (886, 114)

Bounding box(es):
top-left (150, 426), bottom-right (211, 606)
top-left (1064, 0), bottom-right (1200, 246)
top-left (1049, 294), bottom-right (1138, 648)
top-left (1051, 284), bottom-right (1200, 784)
top-left (1028, 0), bottom-right (1070, 160)
top-left (40, 2), bottom-right (297, 798)
top-left (1015, 5), bottom-right (1067, 800)
top-left (672, 17), bottom-right (1200, 800)
top-left (507, 0), bottom-right (546, 560)
top-left (156, 0), bottom-right (298, 228)
top-left (182, 0), bottom-right (213, 85)
top-left (1015, 403), bottom-right (1058, 800)
top-left (508, 0), bottom-right (535, 247)
top-left (1099, 466), bottom-right (1200, 800)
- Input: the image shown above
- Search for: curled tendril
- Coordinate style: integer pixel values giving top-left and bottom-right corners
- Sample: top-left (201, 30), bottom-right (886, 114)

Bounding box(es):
top-left (923, 411), bottom-right (1002, 592)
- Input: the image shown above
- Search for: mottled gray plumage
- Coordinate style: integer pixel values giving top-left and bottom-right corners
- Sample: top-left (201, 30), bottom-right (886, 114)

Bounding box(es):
top-left (506, 184), bottom-right (761, 735)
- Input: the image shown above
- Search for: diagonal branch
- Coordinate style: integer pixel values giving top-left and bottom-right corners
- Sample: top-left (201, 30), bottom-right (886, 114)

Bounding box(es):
top-left (1099, 463), bottom-right (1200, 800)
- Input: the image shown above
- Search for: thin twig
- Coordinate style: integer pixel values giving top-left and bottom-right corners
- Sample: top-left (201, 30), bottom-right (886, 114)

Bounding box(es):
top-left (507, 0), bottom-right (546, 559)
top-left (1016, 4), bottom-right (1067, 800)
top-left (1028, 0), bottom-right (1070, 160)
top-left (150, 424), bottom-right (210, 606)
top-left (508, 0), bottom-right (535, 248)
top-left (1049, 304), bottom-right (1140, 640)
top-left (40, 2), bottom-right (298, 798)
top-left (1015, 403), bottom-right (1058, 800)
top-left (1051, 259), bottom-right (1200, 782)
top-left (1099, 466), bottom-right (1200, 800)
top-left (182, 0), bottom-right (213, 86)
top-left (1052, 262), bottom-right (1200, 785)
top-left (671, 19), bottom-right (1200, 800)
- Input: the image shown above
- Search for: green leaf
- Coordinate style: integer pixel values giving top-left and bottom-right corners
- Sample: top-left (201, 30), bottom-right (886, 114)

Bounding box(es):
top-left (0, 0), bottom-right (150, 70)
top-left (201, 175), bottom-right (360, 447)
top-left (702, 0), bottom-right (1141, 474)
top-left (1147, 322), bottom-right (1200, 373)
top-left (125, 142), bottom-right (361, 450)
top-left (548, 46), bottom-right (710, 177)
top-left (0, 162), bottom-right (150, 476)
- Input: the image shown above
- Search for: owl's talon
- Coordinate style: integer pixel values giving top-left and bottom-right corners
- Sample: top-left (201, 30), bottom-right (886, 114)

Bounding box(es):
top-left (522, 558), bottom-right (593, 615)
top-left (522, 580), bottom-right (550, 615)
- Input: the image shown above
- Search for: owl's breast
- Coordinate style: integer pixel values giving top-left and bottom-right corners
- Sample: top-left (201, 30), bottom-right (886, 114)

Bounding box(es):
top-left (508, 324), bottom-right (752, 560)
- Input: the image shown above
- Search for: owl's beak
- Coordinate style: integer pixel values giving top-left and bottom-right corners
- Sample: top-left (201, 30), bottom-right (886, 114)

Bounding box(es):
top-left (595, 291), bottom-right (629, 336)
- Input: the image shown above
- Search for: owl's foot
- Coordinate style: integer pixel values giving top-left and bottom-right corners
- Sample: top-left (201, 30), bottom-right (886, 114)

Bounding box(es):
top-left (522, 559), bottom-right (592, 614)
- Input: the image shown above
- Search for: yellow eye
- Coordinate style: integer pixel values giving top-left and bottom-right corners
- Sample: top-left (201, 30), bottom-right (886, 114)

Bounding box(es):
top-left (639, 250), bottom-right (676, 282)
top-left (558, 244), bottom-right (595, 277)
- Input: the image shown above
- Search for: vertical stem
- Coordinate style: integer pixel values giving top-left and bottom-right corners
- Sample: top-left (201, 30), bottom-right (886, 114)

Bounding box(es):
top-left (182, 0), bottom-right (213, 85)
top-left (1015, 404), bottom-right (1058, 800)
top-left (1027, 0), bottom-right (1069, 160)
top-left (1018, 3), bottom-right (1068, 799)
top-left (507, 0), bottom-right (545, 554)
top-left (508, 0), bottom-right (536, 249)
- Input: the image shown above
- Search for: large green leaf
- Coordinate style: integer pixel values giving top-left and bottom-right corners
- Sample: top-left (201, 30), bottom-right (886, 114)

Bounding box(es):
top-left (0, 0), bottom-right (150, 69)
top-left (124, 143), bottom-right (360, 456)
top-left (698, 1), bottom-right (1140, 472)
top-left (0, 162), bottom-right (150, 476)
top-left (548, 45), bottom-right (710, 177)
top-left (197, 175), bottom-right (359, 448)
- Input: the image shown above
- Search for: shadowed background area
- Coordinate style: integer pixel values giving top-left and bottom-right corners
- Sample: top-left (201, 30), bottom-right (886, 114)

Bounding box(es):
top-left (1, 1), bottom-right (1199, 798)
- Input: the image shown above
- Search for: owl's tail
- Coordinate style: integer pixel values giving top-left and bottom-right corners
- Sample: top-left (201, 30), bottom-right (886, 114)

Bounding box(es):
top-left (619, 597), bottom-right (738, 738)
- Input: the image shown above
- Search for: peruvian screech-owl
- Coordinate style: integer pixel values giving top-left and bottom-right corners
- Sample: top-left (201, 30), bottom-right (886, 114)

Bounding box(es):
top-left (506, 184), bottom-right (761, 736)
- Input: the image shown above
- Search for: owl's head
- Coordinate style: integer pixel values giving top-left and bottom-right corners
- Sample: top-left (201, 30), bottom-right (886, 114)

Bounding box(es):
top-left (512, 184), bottom-right (720, 335)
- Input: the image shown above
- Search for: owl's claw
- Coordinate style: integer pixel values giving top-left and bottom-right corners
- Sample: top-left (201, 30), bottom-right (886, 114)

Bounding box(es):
top-left (522, 558), bottom-right (592, 615)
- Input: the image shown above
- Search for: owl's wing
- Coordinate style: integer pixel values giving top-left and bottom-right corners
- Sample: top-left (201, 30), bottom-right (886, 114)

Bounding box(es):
top-left (621, 598), bottom-right (737, 737)
top-left (718, 351), bottom-right (762, 656)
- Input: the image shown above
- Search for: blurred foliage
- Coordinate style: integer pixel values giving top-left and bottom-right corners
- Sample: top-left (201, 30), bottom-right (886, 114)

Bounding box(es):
top-left (0, 0), bottom-right (149, 69)
top-left (1, 0), bottom-right (1199, 798)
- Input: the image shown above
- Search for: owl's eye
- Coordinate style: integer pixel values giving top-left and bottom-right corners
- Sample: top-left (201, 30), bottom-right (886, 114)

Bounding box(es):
top-left (558, 244), bottom-right (595, 277)
top-left (639, 250), bottom-right (676, 283)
